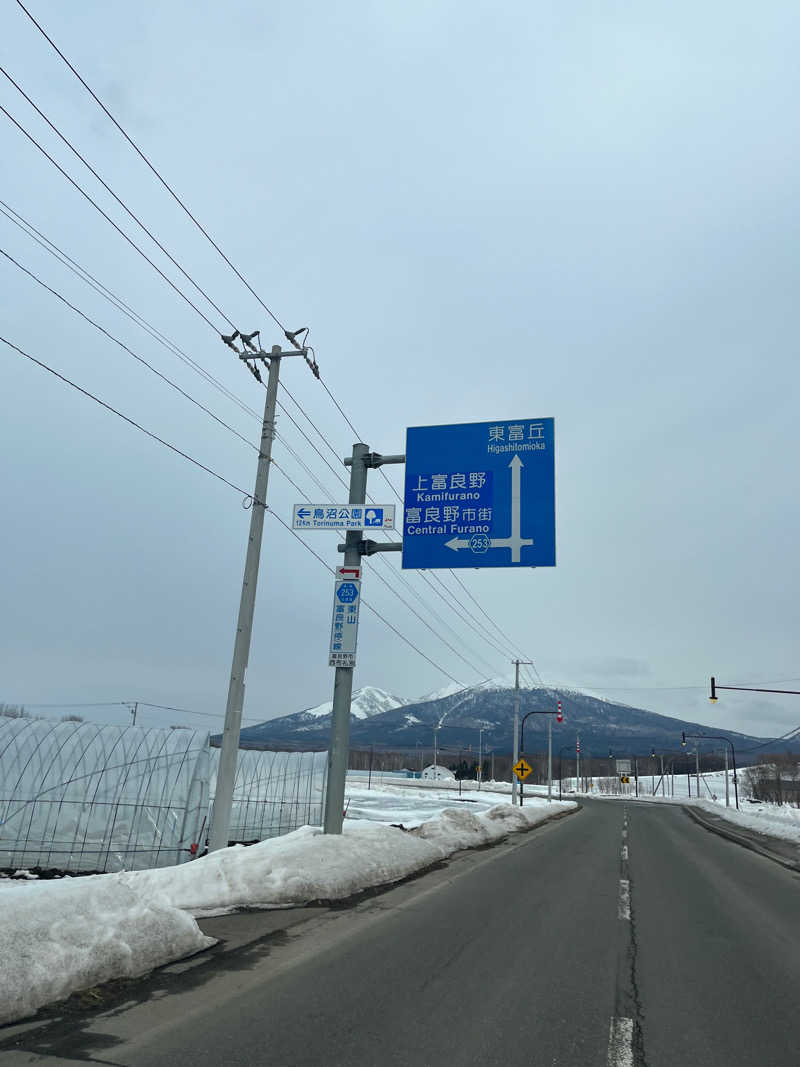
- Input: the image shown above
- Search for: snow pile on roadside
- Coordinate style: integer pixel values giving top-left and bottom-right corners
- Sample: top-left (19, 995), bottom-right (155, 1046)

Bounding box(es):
top-left (691, 798), bottom-right (800, 845)
top-left (0, 798), bottom-right (574, 1025)
top-left (122, 823), bottom-right (444, 916)
top-left (0, 878), bottom-right (214, 1026)
top-left (125, 798), bottom-right (573, 916)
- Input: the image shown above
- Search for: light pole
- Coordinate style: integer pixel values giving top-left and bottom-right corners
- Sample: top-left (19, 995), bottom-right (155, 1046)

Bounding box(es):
top-left (519, 704), bottom-right (563, 805)
top-left (682, 731), bottom-right (739, 810)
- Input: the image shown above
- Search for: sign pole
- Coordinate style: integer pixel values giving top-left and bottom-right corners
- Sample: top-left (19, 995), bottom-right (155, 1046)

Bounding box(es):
top-left (512, 661), bottom-right (520, 805)
top-left (323, 443), bottom-right (369, 834)
top-left (547, 715), bottom-right (553, 802)
top-left (209, 345), bottom-right (283, 853)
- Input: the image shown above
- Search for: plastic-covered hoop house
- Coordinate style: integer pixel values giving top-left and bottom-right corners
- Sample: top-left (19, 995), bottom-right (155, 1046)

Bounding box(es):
top-left (0, 718), bottom-right (327, 873)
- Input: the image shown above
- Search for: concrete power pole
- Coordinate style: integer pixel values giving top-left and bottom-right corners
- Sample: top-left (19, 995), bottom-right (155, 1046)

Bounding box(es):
top-left (209, 345), bottom-right (284, 853)
top-left (323, 443), bottom-right (369, 834)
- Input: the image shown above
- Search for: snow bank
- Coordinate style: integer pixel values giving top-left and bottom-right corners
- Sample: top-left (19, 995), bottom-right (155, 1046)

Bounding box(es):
top-left (123, 799), bottom-right (573, 915)
top-left (0, 878), bottom-right (214, 1026)
top-left (690, 798), bottom-right (800, 846)
top-left (0, 798), bottom-right (574, 1026)
top-left (120, 824), bottom-right (443, 916)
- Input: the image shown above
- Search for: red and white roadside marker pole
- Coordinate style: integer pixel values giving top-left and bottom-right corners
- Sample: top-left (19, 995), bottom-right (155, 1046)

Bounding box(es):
top-left (576, 733), bottom-right (580, 793)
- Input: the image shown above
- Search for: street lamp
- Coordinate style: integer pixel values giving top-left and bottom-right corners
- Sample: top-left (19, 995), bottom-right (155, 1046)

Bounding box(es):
top-left (519, 703), bottom-right (564, 805)
top-left (682, 731), bottom-right (739, 810)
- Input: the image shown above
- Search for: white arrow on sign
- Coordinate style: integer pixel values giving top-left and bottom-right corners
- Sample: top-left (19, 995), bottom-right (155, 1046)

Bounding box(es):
top-left (445, 454), bottom-right (534, 563)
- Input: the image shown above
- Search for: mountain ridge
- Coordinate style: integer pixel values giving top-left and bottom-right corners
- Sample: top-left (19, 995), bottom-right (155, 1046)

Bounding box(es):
top-left (215, 682), bottom-right (791, 760)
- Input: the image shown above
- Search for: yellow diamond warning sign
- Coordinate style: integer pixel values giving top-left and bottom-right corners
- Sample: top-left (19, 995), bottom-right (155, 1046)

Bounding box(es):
top-left (513, 758), bottom-right (533, 781)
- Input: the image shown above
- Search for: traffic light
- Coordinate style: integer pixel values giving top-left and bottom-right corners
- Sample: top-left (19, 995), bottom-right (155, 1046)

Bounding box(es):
top-left (556, 701), bottom-right (563, 723)
top-left (710, 676), bottom-right (718, 702)
top-left (681, 731), bottom-right (686, 747)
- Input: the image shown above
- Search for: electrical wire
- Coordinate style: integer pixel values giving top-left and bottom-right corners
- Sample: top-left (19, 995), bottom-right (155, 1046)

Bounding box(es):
top-left (0, 246), bottom-right (258, 453)
top-left (0, 64), bottom-right (237, 329)
top-left (0, 102), bottom-right (221, 332)
top-left (5, 8), bottom-right (535, 676)
top-left (9, 2), bottom-right (540, 671)
top-left (14, 0), bottom-right (289, 334)
top-left (0, 203), bottom-right (499, 674)
top-left (1, 334), bottom-right (466, 687)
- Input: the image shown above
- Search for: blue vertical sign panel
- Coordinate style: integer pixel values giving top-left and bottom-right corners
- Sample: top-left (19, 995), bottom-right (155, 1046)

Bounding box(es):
top-left (402, 418), bottom-right (555, 570)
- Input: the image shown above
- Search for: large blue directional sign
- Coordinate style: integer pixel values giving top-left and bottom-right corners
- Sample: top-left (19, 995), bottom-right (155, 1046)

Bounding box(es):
top-left (402, 418), bottom-right (555, 570)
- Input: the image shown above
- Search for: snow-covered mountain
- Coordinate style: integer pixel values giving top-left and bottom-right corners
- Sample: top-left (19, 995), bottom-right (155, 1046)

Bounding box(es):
top-left (226, 680), bottom-right (782, 757)
top-left (228, 686), bottom-right (410, 747)
top-left (298, 686), bottom-right (411, 722)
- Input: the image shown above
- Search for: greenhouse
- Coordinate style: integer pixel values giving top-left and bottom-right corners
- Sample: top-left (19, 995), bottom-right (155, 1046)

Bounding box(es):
top-left (0, 718), bottom-right (327, 873)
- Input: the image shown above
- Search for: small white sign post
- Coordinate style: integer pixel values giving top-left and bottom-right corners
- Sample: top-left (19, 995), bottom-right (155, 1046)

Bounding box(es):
top-left (329, 566), bottom-right (362, 668)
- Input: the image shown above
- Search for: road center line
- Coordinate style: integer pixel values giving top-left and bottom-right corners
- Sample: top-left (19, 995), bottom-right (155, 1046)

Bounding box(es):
top-left (621, 844), bottom-right (628, 862)
top-left (607, 1016), bottom-right (634, 1067)
top-left (618, 878), bottom-right (631, 920)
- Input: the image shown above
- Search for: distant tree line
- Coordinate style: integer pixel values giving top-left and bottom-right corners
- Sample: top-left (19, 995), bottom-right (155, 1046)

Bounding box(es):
top-left (0, 704), bottom-right (83, 723)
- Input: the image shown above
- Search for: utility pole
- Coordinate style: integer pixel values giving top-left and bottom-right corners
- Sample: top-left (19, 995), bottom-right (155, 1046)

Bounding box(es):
top-left (209, 344), bottom-right (286, 853)
top-left (323, 443), bottom-right (368, 833)
top-left (433, 725), bottom-right (439, 777)
top-left (130, 702), bottom-right (138, 726)
top-left (511, 660), bottom-right (533, 804)
top-left (478, 728), bottom-right (483, 790)
top-left (547, 715), bottom-right (553, 802)
top-left (695, 748), bottom-right (701, 800)
top-left (322, 443), bottom-right (404, 833)
top-left (724, 746), bottom-right (729, 808)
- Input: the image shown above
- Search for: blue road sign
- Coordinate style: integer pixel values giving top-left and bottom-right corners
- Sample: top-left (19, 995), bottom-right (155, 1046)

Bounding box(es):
top-left (402, 418), bottom-right (555, 570)
top-left (336, 582), bottom-right (360, 604)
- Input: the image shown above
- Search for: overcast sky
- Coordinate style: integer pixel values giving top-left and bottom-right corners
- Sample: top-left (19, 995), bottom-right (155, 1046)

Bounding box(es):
top-left (2, 1), bottom-right (798, 739)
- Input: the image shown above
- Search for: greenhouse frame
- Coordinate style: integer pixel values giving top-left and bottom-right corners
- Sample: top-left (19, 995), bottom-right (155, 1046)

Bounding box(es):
top-left (0, 718), bottom-right (327, 873)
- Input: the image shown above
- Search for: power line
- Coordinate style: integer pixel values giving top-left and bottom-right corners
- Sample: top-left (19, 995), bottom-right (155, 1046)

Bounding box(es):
top-left (5, 7), bottom-right (532, 676)
top-left (1, 334), bottom-right (253, 497)
top-left (0, 198), bottom-right (263, 422)
top-left (0, 64), bottom-right (236, 330)
top-left (0, 206), bottom-right (497, 678)
top-left (2, 334), bottom-right (466, 687)
top-left (14, 0), bottom-right (288, 335)
top-left (0, 101), bottom-right (221, 332)
top-left (0, 200), bottom-right (350, 505)
top-left (0, 246), bottom-right (258, 453)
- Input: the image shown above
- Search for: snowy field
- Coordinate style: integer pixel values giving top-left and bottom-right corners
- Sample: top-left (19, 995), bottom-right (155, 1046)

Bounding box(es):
top-left (0, 788), bottom-right (574, 1026)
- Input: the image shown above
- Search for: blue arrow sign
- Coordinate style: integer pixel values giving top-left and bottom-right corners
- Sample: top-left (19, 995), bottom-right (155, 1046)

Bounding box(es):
top-left (297, 507), bottom-right (311, 519)
top-left (402, 418), bottom-right (555, 570)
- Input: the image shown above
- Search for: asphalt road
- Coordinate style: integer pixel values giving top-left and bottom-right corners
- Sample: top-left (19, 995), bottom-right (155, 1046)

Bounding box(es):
top-left (1, 799), bottom-right (798, 1066)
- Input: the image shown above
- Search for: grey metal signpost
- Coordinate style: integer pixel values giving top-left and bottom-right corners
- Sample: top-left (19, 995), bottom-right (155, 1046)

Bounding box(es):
top-left (321, 445), bottom-right (405, 834)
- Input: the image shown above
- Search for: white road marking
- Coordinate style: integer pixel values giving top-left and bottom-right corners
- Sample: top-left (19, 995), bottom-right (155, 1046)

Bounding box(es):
top-left (621, 845), bottom-right (628, 861)
top-left (618, 879), bottom-right (631, 920)
top-left (607, 1016), bottom-right (634, 1067)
